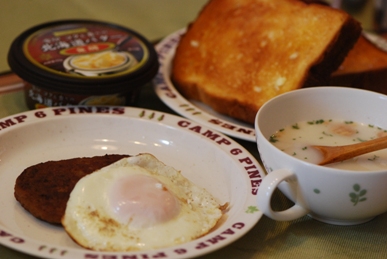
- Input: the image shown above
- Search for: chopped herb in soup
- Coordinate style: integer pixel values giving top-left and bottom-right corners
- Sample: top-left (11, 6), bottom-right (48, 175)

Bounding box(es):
top-left (270, 119), bottom-right (387, 171)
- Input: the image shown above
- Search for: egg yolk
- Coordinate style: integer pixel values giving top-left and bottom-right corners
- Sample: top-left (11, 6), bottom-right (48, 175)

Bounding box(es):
top-left (109, 174), bottom-right (180, 228)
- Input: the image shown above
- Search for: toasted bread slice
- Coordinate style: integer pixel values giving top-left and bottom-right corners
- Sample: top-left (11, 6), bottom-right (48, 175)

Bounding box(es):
top-left (14, 154), bottom-right (129, 225)
top-left (330, 34), bottom-right (387, 94)
top-left (172, 0), bottom-right (361, 124)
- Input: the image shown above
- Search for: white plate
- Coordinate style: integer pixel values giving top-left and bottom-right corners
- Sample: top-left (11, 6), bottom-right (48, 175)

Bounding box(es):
top-left (0, 106), bottom-right (263, 259)
top-left (153, 28), bottom-right (256, 142)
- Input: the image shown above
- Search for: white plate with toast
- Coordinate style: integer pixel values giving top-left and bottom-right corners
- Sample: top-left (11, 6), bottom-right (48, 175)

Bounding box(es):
top-left (153, 29), bottom-right (256, 142)
top-left (0, 106), bottom-right (263, 259)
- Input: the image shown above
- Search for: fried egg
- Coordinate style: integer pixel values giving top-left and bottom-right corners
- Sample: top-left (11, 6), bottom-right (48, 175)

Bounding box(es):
top-left (62, 153), bottom-right (223, 251)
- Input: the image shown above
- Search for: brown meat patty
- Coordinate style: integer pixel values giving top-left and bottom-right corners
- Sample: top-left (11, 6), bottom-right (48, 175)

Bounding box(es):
top-left (14, 154), bottom-right (129, 225)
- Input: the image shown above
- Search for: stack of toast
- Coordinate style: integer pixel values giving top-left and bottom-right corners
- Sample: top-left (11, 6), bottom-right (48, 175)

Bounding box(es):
top-left (330, 33), bottom-right (387, 94)
top-left (171, 0), bottom-right (377, 124)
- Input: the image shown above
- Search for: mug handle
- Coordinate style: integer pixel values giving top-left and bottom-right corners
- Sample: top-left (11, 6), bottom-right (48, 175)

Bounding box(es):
top-left (257, 169), bottom-right (309, 221)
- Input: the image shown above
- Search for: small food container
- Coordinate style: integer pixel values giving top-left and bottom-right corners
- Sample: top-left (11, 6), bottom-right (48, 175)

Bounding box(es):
top-left (7, 19), bottom-right (159, 109)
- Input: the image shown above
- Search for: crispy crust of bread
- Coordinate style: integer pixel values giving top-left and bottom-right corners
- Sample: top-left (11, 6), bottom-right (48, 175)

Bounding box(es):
top-left (330, 34), bottom-right (387, 94)
top-left (172, 0), bottom-right (361, 124)
top-left (14, 154), bottom-right (129, 225)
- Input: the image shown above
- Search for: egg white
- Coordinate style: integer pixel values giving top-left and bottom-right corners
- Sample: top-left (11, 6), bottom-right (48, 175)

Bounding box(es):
top-left (62, 153), bottom-right (223, 251)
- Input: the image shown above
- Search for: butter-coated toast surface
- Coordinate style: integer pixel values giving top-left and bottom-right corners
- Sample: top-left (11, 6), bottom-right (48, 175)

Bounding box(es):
top-left (172, 0), bottom-right (361, 123)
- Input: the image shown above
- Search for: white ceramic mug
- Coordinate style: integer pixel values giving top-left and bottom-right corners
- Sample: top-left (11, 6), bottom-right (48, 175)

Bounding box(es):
top-left (255, 87), bottom-right (387, 225)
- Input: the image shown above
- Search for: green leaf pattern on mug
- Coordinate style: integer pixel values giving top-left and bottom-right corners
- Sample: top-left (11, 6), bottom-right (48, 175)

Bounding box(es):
top-left (313, 184), bottom-right (367, 206)
top-left (349, 184), bottom-right (367, 206)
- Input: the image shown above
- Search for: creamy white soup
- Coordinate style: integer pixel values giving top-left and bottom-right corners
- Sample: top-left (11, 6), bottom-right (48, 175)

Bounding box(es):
top-left (269, 119), bottom-right (387, 171)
